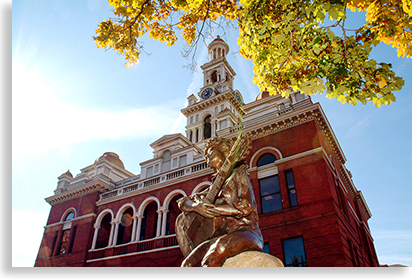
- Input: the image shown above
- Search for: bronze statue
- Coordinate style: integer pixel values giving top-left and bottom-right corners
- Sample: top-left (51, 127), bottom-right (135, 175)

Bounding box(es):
top-left (175, 134), bottom-right (263, 267)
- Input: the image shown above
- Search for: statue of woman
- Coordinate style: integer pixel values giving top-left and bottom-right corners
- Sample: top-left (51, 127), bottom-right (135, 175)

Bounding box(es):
top-left (175, 136), bottom-right (263, 267)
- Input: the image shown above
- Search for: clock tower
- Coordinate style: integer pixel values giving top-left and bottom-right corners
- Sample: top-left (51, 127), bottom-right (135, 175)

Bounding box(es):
top-left (181, 36), bottom-right (245, 150)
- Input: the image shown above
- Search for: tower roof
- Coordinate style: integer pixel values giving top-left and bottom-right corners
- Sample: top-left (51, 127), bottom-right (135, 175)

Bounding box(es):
top-left (208, 35), bottom-right (229, 59)
top-left (255, 88), bottom-right (270, 101)
top-left (96, 152), bottom-right (125, 168)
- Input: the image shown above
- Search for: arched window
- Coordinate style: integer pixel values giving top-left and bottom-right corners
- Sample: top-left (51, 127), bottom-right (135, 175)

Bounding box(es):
top-left (166, 195), bottom-right (183, 235)
top-left (96, 213), bottom-right (112, 249)
top-left (65, 212), bottom-right (74, 221)
top-left (211, 71), bottom-right (217, 83)
top-left (257, 153), bottom-right (276, 167)
top-left (203, 115), bottom-right (211, 140)
top-left (140, 202), bottom-right (158, 240)
top-left (162, 151), bottom-right (171, 172)
top-left (116, 208), bottom-right (134, 245)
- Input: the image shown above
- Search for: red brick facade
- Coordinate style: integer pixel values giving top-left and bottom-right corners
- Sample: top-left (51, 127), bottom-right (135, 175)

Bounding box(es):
top-left (35, 37), bottom-right (379, 267)
top-left (35, 111), bottom-right (379, 267)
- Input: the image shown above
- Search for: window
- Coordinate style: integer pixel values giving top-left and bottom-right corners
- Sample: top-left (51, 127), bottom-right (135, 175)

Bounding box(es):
top-left (65, 212), bottom-right (74, 221)
top-left (154, 164), bottom-right (159, 173)
top-left (262, 242), bottom-right (270, 254)
top-left (166, 195), bottom-right (183, 235)
top-left (204, 115), bottom-right (211, 139)
top-left (283, 237), bottom-right (307, 267)
top-left (190, 116), bottom-right (194, 124)
top-left (179, 155), bottom-right (187, 167)
top-left (140, 202), bottom-right (158, 240)
top-left (116, 208), bottom-right (134, 245)
top-left (215, 107), bottom-right (218, 115)
top-left (96, 213), bottom-right (112, 249)
top-left (257, 153), bottom-right (276, 167)
top-left (146, 166), bottom-right (153, 177)
top-left (59, 230), bottom-right (70, 255)
top-left (285, 170), bottom-right (298, 207)
top-left (211, 71), bottom-right (217, 83)
top-left (162, 151), bottom-right (171, 172)
top-left (259, 175), bottom-right (282, 213)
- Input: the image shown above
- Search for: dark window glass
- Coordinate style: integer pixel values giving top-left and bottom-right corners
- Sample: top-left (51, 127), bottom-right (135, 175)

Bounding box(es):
top-left (257, 153), bottom-right (276, 167)
top-left (204, 115), bottom-right (211, 139)
top-left (262, 242), bottom-right (270, 254)
top-left (259, 175), bottom-right (282, 213)
top-left (59, 230), bottom-right (70, 255)
top-left (285, 171), bottom-right (298, 207)
top-left (96, 213), bottom-right (112, 249)
top-left (67, 226), bottom-right (76, 253)
top-left (65, 212), bottom-right (74, 221)
top-left (283, 237), bottom-right (307, 267)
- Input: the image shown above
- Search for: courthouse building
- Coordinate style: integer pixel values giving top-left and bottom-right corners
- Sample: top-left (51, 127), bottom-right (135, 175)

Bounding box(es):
top-left (35, 37), bottom-right (380, 267)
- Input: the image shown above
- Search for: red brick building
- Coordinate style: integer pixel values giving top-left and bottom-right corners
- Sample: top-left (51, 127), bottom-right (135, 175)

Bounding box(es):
top-left (35, 37), bottom-right (379, 267)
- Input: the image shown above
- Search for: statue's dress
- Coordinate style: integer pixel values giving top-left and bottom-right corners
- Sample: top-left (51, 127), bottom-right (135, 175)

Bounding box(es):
top-left (175, 165), bottom-right (263, 267)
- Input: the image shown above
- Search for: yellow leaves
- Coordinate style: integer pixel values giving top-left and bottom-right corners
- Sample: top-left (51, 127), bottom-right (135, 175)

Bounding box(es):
top-left (403, 0), bottom-right (412, 16)
top-left (95, 0), bottom-right (407, 107)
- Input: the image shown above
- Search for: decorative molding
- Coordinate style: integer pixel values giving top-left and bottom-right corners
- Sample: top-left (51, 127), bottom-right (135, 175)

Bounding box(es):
top-left (45, 181), bottom-right (114, 206)
top-left (44, 213), bottom-right (97, 229)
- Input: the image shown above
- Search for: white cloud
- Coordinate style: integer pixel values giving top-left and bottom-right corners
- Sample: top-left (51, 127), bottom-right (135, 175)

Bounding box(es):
top-left (12, 64), bottom-right (183, 158)
top-left (168, 42), bottom-right (209, 135)
top-left (234, 53), bottom-right (259, 102)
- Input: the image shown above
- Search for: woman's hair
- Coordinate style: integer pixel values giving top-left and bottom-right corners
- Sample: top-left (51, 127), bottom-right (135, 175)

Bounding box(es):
top-left (204, 137), bottom-right (232, 159)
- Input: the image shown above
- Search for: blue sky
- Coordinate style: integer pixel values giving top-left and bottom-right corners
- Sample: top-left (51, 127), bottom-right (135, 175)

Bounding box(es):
top-left (11, 0), bottom-right (412, 268)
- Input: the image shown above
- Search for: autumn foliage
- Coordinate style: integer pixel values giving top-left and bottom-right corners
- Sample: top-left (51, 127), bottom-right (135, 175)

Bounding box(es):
top-left (94, 0), bottom-right (411, 107)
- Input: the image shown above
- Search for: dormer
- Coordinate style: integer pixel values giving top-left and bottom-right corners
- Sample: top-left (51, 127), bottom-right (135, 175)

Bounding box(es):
top-left (55, 170), bottom-right (73, 194)
top-left (140, 133), bottom-right (203, 179)
top-left (187, 94), bottom-right (198, 106)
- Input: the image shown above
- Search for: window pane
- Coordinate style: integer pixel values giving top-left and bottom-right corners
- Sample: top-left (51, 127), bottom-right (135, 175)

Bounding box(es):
top-left (59, 230), bottom-right (70, 255)
top-left (65, 212), bottom-right (74, 221)
top-left (286, 171), bottom-right (295, 188)
top-left (257, 153), bottom-right (276, 167)
top-left (259, 175), bottom-right (280, 195)
top-left (179, 155), bottom-right (187, 167)
top-left (261, 193), bottom-right (282, 213)
top-left (289, 189), bottom-right (298, 207)
top-left (283, 237), bottom-right (307, 267)
top-left (262, 242), bottom-right (270, 254)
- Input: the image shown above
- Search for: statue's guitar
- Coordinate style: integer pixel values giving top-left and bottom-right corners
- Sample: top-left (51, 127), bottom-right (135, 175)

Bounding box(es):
top-left (177, 133), bottom-right (251, 256)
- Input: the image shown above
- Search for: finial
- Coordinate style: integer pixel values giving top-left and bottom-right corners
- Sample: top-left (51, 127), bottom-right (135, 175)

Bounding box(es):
top-left (217, 35), bottom-right (220, 39)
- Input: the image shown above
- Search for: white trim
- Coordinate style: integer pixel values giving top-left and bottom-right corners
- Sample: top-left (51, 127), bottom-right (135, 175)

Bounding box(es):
top-left (115, 203), bottom-right (136, 220)
top-left (86, 245), bottom-right (180, 263)
top-left (191, 181), bottom-right (212, 196)
top-left (60, 207), bottom-right (77, 222)
top-left (44, 213), bottom-right (97, 229)
top-left (162, 189), bottom-right (187, 209)
top-left (249, 146), bottom-right (283, 169)
top-left (137, 197), bottom-right (161, 217)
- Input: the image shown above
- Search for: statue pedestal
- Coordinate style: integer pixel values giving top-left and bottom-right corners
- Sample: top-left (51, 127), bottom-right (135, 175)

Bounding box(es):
top-left (222, 251), bottom-right (284, 267)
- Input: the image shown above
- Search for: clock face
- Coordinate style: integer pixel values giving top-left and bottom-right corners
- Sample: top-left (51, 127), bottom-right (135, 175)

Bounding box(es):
top-left (201, 88), bottom-right (213, 99)
top-left (235, 92), bottom-right (242, 104)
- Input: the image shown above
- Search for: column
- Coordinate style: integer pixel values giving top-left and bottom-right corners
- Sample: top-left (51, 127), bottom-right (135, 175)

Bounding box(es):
top-left (156, 210), bottom-right (162, 238)
top-left (91, 225), bottom-right (100, 250)
top-left (199, 126), bottom-right (204, 142)
top-left (135, 215), bottom-right (143, 242)
top-left (211, 119), bottom-right (217, 136)
top-left (108, 221), bottom-right (116, 246)
top-left (161, 209), bottom-right (169, 236)
top-left (131, 216), bottom-right (138, 242)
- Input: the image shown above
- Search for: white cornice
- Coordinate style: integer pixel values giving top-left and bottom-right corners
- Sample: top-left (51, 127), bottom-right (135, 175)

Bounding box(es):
top-left (45, 179), bottom-right (114, 206)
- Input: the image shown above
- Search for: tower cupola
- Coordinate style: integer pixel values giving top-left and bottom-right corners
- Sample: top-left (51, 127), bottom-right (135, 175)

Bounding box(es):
top-left (208, 35), bottom-right (229, 61)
